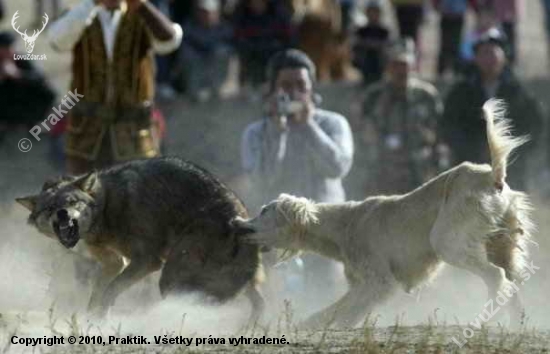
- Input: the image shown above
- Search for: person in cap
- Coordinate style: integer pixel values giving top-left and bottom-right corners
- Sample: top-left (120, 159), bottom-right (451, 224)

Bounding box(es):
top-left (356, 38), bottom-right (446, 195)
top-left (178, 0), bottom-right (233, 103)
top-left (352, 0), bottom-right (391, 86)
top-left (240, 48), bottom-right (353, 311)
top-left (442, 29), bottom-right (543, 191)
top-left (0, 31), bottom-right (56, 146)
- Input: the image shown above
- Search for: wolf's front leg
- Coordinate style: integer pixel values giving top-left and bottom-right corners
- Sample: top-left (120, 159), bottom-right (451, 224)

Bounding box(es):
top-left (86, 245), bottom-right (126, 314)
top-left (90, 255), bottom-right (162, 318)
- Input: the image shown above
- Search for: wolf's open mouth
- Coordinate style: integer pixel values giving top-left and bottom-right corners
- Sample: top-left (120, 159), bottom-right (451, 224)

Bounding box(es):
top-left (53, 219), bottom-right (80, 248)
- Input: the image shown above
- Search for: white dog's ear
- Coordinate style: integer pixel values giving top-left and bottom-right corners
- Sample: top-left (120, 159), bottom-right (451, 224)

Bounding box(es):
top-left (277, 193), bottom-right (319, 227)
top-left (74, 171), bottom-right (100, 195)
top-left (15, 195), bottom-right (38, 211)
top-left (277, 193), bottom-right (295, 201)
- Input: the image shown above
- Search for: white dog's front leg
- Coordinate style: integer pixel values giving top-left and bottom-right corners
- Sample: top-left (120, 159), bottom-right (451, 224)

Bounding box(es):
top-left (300, 289), bottom-right (358, 330)
top-left (301, 279), bottom-right (396, 330)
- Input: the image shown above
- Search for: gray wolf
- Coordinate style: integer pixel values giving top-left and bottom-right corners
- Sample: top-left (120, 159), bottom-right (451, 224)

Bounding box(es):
top-left (16, 157), bottom-right (265, 320)
top-left (234, 99), bottom-right (534, 329)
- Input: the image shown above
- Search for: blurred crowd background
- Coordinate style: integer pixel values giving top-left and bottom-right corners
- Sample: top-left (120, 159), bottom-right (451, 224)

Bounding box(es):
top-left (1, 0), bottom-right (550, 319)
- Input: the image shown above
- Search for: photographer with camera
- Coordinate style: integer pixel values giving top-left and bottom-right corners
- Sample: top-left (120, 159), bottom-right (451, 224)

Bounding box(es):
top-left (240, 49), bottom-right (354, 312)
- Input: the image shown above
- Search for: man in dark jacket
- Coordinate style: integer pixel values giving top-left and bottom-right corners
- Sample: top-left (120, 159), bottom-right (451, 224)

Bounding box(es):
top-left (442, 29), bottom-right (543, 190)
top-left (233, 0), bottom-right (295, 90)
top-left (0, 32), bottom-right (56, 139)
top-left (0, 0), bottom-right (5, 22)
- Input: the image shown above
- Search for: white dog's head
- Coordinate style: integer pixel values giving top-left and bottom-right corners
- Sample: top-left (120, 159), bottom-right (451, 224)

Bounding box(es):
top-left (233, 193), bottom-right (319, 250)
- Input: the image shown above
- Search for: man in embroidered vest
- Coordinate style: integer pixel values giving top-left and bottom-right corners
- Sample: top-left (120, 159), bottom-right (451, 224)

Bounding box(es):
top-left (48, 0), bottom-right (182, 174)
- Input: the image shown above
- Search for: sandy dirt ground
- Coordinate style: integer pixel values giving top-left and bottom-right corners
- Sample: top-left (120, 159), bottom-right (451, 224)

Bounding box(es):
top-left (1, 0), bottom-right (550, 353)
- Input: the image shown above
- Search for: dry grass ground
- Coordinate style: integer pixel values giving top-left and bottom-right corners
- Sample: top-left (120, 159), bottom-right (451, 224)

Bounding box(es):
top-left (1, 0), bottom-right (550, 353)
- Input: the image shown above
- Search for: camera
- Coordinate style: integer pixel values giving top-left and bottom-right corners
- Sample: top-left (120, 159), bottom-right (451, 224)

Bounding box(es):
top-left (275, 93), bottom-right (303, 116)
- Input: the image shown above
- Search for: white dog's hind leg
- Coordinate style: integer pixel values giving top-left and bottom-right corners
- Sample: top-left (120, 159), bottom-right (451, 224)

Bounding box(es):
top-left (459, 259), bottom-right (524, 328)
top-left (432, 229), bottom-right (524, 327)
top-left (437, 248), bottom-right (517, 326)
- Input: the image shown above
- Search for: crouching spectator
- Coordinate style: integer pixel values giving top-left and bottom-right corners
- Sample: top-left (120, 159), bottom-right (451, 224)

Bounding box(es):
top-left (241, 49), bottom-right (354, 312)
top-left (179, 0), bottom-right (233, 103)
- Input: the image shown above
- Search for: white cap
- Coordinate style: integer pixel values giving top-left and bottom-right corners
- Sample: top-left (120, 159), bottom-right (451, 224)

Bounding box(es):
top-left (197, 0), bottom-right (220, 11)
top-left (387, 38), bottom-right (416, 64)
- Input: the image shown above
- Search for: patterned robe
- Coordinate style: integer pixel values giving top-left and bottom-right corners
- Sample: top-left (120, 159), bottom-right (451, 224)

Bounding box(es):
top-left (66, 10), bottom-right (159, 162)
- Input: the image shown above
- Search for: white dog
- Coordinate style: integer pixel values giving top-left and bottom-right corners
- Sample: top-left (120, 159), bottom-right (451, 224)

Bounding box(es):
top-left (234, 99), bottom-right (534, 329)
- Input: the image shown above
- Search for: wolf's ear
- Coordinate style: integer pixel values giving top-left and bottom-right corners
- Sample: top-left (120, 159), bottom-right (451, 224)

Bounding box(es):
top-left (74, 171), bottom-right (100, 195)
top-left (15, 195), bottom-right (38, 211)
top-left (42, 175), bottom-right (77, 191)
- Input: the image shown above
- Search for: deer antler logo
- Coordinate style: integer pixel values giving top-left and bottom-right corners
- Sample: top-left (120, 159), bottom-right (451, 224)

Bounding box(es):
top-left (12, 11), bottom-right (49, 54)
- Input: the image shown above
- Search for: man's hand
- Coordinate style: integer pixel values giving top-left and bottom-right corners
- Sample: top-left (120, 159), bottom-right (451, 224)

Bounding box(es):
top-left (0, 61), bottom-right (20, 81)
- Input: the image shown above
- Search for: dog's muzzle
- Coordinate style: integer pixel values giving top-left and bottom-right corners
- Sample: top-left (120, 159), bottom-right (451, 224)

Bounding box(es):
top-left (53, 209), bottom-right (80, 249)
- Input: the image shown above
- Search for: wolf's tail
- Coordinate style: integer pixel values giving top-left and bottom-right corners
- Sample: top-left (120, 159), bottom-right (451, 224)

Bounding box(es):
top-left (483, 99), bottom-right (529, 189)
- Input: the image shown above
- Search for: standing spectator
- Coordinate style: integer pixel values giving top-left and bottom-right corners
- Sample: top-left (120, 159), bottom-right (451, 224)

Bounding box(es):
top-left (459, 6), bottom-right (502, 72)
top-left (434, 0), bottom-right (473, 78)
top-left (475, 0), bottom-right (521, 63)
top-left (352, 0), bottom-right (390, 86)
top-left (33, 0), bottom-right (63, 27)
top-left (0, 31), bottom-right (56, 146)
top-left (47, 0), bottom-right (183, 175)
top-left (170, 0), bottom-right (193, 25)
top-left (338, 0), bottom-right (356, 35)
top-left (233, 0), bottom-right (295, 94)
top-left (442, 31), bottom-right (543, 191)
top-left (179, 0), bottom-right (233, 103)
top-left (151, 0), bottom-right (179, 101)
top-left (542, 0), bottom-right (550, 61)
top-left (241, 49), bottom-right (353, 311)
top-left (390, 0), bottom-right (425, 46)
top-left (358, 39), bottom-right (445, 195)
top-left (0, 0), bottom-right (5, 23)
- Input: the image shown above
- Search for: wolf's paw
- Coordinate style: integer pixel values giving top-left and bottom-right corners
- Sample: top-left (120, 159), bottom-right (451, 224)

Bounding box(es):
top-left (86, 301), bottom-right (109, 323)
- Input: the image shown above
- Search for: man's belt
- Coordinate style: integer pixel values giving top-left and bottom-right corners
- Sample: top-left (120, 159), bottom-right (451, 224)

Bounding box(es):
top-left (73, 101), bottom-right (152, 124)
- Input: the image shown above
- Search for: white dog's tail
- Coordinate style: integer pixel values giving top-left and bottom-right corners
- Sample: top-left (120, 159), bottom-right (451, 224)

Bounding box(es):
top-left (483, 99), bottom-right (529, 189)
